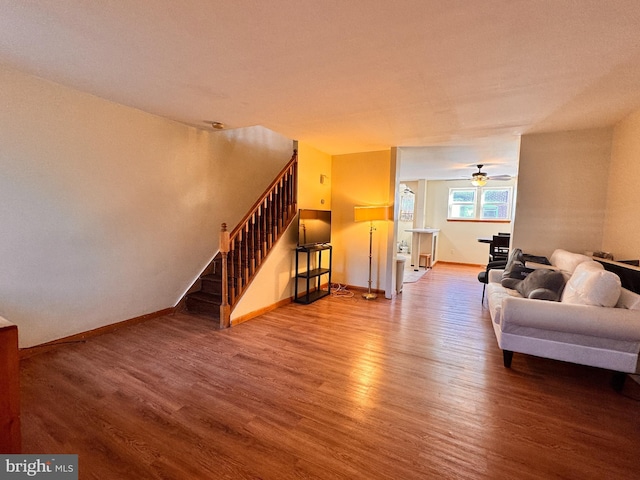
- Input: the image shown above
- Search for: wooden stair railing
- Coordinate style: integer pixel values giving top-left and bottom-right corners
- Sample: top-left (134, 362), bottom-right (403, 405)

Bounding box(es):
top-left (221, 149), bottom-right (298, 327)
top-left (184, 150), bottom-right (298, 328)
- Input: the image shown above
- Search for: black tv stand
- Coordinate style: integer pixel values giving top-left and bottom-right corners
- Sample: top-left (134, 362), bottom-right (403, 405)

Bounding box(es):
top-left (294, 245), bottom-right (332, 304)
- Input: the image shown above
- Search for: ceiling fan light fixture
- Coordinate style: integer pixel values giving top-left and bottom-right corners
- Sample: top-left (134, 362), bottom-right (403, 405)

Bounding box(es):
top-left (472, 173), bottom-right (488, 186)
top-left (471, 164), bottom-right (488, 186)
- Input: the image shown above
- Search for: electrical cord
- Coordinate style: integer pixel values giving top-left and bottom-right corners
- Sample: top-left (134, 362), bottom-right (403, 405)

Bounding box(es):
top-left (330, 283), bottom-right (355, 298)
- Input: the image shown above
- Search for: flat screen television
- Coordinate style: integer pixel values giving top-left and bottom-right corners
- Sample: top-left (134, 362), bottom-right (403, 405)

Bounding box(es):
top-left (297, 209), bottom-right (331, 247)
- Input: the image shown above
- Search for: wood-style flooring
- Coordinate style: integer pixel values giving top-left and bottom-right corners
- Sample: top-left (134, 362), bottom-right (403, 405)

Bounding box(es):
top-left (19, 264), bottom-right (640, 479)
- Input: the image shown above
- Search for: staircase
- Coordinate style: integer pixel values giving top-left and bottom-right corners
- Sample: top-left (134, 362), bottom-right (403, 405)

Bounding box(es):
top-left (183, 150), bottom-right (298, 327)
top-left (184, 256), bottom-right (225, 318)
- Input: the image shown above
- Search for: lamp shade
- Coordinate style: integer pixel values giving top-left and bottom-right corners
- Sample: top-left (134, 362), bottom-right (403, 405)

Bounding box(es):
top-left (471, 175), bottom-right (487, 186)
top-left (354, 205), bottom-right (391, 222)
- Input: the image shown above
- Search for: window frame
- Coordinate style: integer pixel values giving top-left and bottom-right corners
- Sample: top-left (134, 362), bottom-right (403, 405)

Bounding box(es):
top-left (479, 186), bottom-right (513, 221)
top-left (447, 188), bottom-right (477, 220)
top-left (399, 190), bottom-right (415, 222)
top-left (447, 186), bottom-right (513, 222)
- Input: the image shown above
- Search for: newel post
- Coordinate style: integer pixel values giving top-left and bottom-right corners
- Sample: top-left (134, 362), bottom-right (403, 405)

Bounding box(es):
top-left (219, 223), bottom-right (231, 329)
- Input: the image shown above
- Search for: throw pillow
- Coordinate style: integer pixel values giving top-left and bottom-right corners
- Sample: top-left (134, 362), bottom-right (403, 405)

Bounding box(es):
top-left (561, 261), bottom-right (622, 307)
top-left (515, 269), bottom-right (566, 301)
top-left (549, 249), bottom-right (592, 274)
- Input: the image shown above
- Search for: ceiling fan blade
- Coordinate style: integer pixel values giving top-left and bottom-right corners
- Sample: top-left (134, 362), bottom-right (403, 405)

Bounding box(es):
top-left (489, 174), bottom-right (512, 181)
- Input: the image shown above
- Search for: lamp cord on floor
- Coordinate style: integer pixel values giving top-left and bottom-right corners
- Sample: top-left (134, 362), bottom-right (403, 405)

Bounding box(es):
top-left (331, 283), bottom-right (355, 298)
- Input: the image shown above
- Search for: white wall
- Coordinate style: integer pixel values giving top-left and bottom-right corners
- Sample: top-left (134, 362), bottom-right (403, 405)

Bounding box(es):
top-left (603, 109), bottom-right (640, 260)
top-left (0, 65), bottom-right (293, 347)
top-left (512, 128), bottom-right (613, 259)
top-left (425, 179), bottom-right (515, 265)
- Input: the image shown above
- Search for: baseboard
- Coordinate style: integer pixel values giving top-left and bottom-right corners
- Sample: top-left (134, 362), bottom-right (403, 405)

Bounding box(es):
top-left (436, 261), bottom-right (485, 268)
top-left (19, 307), bottom-right (176, 359)
top-left (340, 284), bottom-right (386, 296)
top-left (231, 298), bottom-right (292, 326)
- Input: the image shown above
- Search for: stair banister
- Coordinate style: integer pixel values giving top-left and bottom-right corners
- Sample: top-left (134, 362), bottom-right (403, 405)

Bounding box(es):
top-left (219, 150), bottom-right (298, 323)
top-left (228, 151), bottom-right (298, 240)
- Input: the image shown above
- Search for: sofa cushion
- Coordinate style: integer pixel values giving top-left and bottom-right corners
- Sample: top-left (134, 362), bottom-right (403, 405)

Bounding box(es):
top-left (515, 269), bottom-right (566, 301)
top-left (549, 249), bottom-right (592, 274)
top-left (561, 261), bottom-right (621, 307)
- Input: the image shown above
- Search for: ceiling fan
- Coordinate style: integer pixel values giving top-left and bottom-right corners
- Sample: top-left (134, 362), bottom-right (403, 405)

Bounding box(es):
top-left (471, 164), bottom-right (511, 186)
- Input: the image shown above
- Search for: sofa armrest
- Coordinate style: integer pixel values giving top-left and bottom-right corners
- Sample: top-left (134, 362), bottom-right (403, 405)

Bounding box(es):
top-left (488, 269), bottom-right (504, 284)
top-left (500, 296), bottom-right (640, 341)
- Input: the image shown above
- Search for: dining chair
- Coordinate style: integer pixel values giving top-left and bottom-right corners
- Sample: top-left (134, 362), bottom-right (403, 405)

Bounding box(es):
top-left (478, 235), bottom-right (511, 303)
top-left (489, 234), bottom-right (510, 262)
top-left (478, 258), bottom-right (508, 303)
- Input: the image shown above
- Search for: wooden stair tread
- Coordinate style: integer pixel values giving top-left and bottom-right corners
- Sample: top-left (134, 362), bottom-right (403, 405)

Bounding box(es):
top-left (186, 291), bottom-right (222, 305)
top-left (201, 274), bottom-right (222, 283)
top-left (200, 273), bottom-right (222, 282)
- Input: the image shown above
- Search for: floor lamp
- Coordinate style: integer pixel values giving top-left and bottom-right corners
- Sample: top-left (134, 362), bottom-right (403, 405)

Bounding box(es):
top-left (354, 205), bottom-right (390, 300)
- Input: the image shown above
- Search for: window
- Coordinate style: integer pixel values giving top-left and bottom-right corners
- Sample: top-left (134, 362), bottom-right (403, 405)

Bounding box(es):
top-left (448, 187), bottom-right (512, 221)
top-left (399, 189), bottom-right (415, 221)
top-left (448, 188), bottom-right (477, 219)
top-left (480, 187), bottom-right (512, 220)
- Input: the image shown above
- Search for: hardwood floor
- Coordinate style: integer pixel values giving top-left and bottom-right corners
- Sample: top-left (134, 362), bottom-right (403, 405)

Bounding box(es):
top-left (20, 264), bottom-right (640, 479)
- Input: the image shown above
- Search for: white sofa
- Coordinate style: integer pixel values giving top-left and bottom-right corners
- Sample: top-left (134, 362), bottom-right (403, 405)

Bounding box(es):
top-left (487, 249), bottom-right (640, 388)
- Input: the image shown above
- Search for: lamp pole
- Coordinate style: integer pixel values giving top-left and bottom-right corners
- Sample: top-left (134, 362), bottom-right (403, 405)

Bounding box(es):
top-left (363, 221), bottom-right (377, 300)
top-left (354, 205), bottom-right (389, 301)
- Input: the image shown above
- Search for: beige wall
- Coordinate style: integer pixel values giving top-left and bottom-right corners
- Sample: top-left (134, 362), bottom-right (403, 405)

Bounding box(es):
top-left (425, 179), bottom-right (515, 265)
top-left (0, 65), bottom-right (293, 347)
top-left (9, 62), bottom-right (640, 346)
top-left (331, 150), bottom-right (393, 292)
top-left (231, 141), bottom-right (332, 320)
top-left (230, 221), bottom-right (298, 321)
top-left (234, 117), bottom-right (640, 308)
top-left (603, 109), bottom-right (640, 260)
top-left (512, 128), bottom-right (613, 259)
top-left (296, 142), bottom-right (332, 210)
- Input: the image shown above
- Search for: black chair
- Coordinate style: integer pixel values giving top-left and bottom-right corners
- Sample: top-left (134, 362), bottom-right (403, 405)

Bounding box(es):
top-left (489, 234), bottom-right (510, 262)
top-left (478, 235), bottom-right (511, 303)
top-left (478, 259), bottom-right (508, 303)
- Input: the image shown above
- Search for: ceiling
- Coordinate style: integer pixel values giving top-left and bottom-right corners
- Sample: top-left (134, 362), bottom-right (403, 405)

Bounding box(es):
top-left (398, 135), bottom-right (521, 181)
top-left (2, 1), bottom-right (640, 179)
